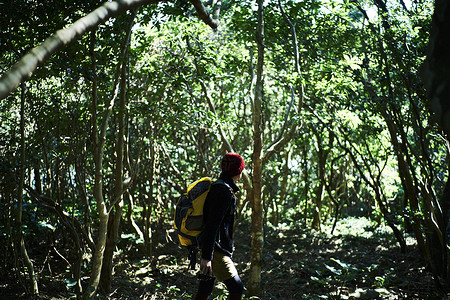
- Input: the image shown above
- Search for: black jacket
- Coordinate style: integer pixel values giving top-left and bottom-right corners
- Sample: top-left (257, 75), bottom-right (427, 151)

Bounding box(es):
top-left (200, 173), bottom-right (238, 261)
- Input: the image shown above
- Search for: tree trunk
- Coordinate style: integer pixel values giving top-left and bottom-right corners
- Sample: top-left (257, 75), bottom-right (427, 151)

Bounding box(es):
top-left (125, 188), bottom-right (144, 240)
top-left (311, 128), bottom-right (331, 230)
top-left (423, 0), bottom-right (450, 289)
top-left (99, 70), bottom-right (124, 294)
top-left (144, 137), bottom-right (157, 257)
top-left (311, 161), bottom-right (325, 230)
top-left (356, 69), bottom-right (429, 259)
top-left (247, 0), bottom-right (264, 296)
top-left (275, 148), bottom-right (290, 225)
top-left (301, 144), bottom-right (310, 224)
top-left (432, 171), bottom-right (450, 288)
top-left (17, 83), bottom-right (39, 296)
top-left (83, 29), bottom-right (115, 299)
top-left (343, 127), bottom-right (408, 252)
top-left (380, 109), bottom-right (427, 255)
top-left (99, 10), bottom-right (135, 293)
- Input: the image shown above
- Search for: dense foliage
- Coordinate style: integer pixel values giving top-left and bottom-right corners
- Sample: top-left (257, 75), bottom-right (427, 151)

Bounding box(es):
top-left (1, 0), bottom-right (446, 298)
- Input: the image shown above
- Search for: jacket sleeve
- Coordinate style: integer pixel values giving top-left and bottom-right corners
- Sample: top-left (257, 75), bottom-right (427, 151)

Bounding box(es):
top-left (200, 183), bottom-right (233, 261)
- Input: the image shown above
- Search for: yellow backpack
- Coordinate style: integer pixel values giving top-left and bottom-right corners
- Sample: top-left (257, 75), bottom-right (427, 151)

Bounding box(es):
top-left (174, 177), bottom-right (213, 269)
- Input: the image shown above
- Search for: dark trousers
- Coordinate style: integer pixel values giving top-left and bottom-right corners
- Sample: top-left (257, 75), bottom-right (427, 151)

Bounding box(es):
top-left (195, 275), bottom-right (244, 299)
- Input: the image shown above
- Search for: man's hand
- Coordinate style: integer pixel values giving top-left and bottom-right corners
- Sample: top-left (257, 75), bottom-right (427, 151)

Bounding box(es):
top-left (200, 258), bottom-right (212, 276)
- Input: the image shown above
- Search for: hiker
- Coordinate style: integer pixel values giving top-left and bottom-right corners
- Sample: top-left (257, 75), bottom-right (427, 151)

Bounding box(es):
top-left (194, 153), bottom-right (246, 300)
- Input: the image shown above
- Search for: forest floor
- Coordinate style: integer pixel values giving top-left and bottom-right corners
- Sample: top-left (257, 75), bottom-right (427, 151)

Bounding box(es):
top-left (5, 217), bottom-right (446, 299)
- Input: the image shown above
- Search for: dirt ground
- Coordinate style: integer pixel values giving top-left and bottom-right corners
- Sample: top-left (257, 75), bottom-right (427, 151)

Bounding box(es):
top-left (3, 218), bottom-right (446, 299)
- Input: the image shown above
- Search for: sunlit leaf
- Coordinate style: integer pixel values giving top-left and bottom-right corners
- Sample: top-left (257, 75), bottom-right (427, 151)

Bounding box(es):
top-left (330, 258), bottom-right (351, 270)
top-left (64, 278), bottom-right (77, 287)
top-left (325, 263), bottom-right (342, 275)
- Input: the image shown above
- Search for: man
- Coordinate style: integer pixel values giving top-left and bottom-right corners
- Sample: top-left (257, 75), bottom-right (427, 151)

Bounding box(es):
top-left (194, 153), bottom-right (245, 300)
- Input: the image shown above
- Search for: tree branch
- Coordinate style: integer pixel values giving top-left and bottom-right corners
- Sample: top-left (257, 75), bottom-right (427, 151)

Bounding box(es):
top-left (263, 85), bottom-right (299, 164)
top-left (198, 79), bottom-right (253, 196)
top-left (212, 0), bottom-right (222, 20)
top-left (262, 0), bottom-right (303, 164)
top-left (198, 80), bottom-right (234, 152)
top-left (188, 0), bottom-right (219, 29)
top-left (0, 0), bottom-right (162, 100)
top-left (24, 184), bottom-right (95, 251)
top-left (160, 143), bottom-right (185, 192)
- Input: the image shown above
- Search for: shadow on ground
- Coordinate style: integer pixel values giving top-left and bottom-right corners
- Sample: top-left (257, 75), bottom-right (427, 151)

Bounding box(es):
top-left (2, 218), bottom-right (444, 299)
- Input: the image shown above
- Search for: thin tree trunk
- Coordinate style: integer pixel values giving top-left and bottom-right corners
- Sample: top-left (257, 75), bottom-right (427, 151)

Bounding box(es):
top-left (312, 149), bottom-right (325, 230)
top-left (311, 128), bottom-right (331, 230)
top-left (124, 128), bottom-right (144, 239)
top-left (342, 123), bottom-right (407, 252)
top-left (144, 137), bottom-right (157, 257)
top-left (17, 83), bottom-right (39, 296)
top-left (301, 144), bottom-right (310, 224)
top-left (99, 63), bottom-right (125, 294)
top-left (125, 190), bottom-right (144, 240)
top-left (248, 0), bottom-right (264, 296)
top-left (24, 186), bottom-right (84, 295)
top-left (99, 10), bottom-right (135, 293)
top-left (83, 29), bottom-right (114, 299)
top-left (325, 155), bottom-right (346, 235)
top-left (277, 148), bottom-right (290, 224)
top-left (356, 69), bottom-right (428, 258)
top-left (381, 107), bottom-right (427, 256)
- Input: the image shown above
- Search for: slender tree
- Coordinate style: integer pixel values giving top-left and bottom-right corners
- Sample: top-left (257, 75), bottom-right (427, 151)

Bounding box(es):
top-left (17, 83), bottom-right (39, 295)
top-left (99, 10), bottom-right (136, 293)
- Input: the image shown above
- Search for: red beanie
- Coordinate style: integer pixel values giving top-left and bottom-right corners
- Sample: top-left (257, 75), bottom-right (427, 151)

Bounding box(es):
top-left (221, 153), bottom-right (245, 177)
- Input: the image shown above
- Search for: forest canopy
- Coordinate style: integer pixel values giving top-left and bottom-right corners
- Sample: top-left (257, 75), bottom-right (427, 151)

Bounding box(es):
top-left (1, 0), bottom-right (448, 299)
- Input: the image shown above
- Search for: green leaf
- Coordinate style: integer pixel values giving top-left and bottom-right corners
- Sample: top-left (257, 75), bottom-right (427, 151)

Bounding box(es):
top-left (38, 221), bottom-right (56, 231)
top-left (330, 258), bottom-right (351, 270)
top-left (324, 263), bottom-right (342, 275)
top-left (310, 276), bottom-right (327, 285)
top-left (64, 278), bottom-right (77, 287)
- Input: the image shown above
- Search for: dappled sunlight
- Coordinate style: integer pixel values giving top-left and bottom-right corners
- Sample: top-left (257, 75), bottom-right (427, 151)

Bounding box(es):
top-left (229, 217), bottom-right (430, 299)
top-left (0, 215), bottom-right (435, 299)
top-left (1, 0), bottom-right (444, 298)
